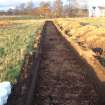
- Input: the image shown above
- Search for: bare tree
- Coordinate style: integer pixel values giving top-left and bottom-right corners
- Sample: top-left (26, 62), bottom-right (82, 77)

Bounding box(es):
top-left (67, 0), bottom-right (72, 16)
top-left (39, 1), bottom-right (51, 17)
top-left (54, 0), bottom-right (63, 17)
top-left (62, 4), bottom-right (69, 17)
top-left (19, 3), bottom-right (26, 10)
top-left (66, 0), bottom-right (83, 17)
top-left (26, 0), bottom-right (33, 10)
top-left (40, 2), bottom-right (50, 8)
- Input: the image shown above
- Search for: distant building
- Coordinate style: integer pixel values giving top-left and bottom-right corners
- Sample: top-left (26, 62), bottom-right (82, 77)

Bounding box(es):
top-left (89, 6), bottom-right (105, 17)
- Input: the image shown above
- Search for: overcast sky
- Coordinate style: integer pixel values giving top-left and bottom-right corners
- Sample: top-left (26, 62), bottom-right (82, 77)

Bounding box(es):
top-left (0, 0), bottom-right (57, 10)
top-left (0, 0), bottom-right (105, 10)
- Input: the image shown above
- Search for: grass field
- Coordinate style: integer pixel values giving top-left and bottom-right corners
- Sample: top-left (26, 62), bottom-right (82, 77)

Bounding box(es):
top-left (55, 18), bottom-right (105, 66)
top-left (0, 18), bottom-right (44, 83)
top-left (1, 17), bottom-right (105, 84)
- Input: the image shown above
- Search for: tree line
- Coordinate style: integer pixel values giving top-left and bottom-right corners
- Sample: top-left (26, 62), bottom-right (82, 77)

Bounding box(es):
top-left (0, 0), bottom-right (88, 17)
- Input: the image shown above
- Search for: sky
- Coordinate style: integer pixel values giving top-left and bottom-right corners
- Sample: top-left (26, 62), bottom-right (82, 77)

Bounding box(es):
top-left (0, 0), bottom-right (56, 10)
top-left (88, 0), bottom-right (105, 6)
top-left (0, 0), bottom-right (105, 11)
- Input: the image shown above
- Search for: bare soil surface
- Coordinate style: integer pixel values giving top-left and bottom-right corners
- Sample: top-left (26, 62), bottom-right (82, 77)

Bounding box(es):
top-left (34, 22), bottom-right (99, 105)
top-left (6, 21), bottom-right (99, 105)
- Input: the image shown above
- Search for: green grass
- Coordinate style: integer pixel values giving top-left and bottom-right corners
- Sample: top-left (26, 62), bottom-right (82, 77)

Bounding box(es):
top-left (0, 20), bottom-right (44, 83)
top-left (0, 16), bottom-right (42, 20)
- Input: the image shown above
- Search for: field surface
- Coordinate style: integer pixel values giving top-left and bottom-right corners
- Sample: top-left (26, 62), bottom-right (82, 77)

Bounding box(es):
top-left (55, 18), bottom-right (105, 66)
top-left (7, 21), bottom-right (101, 105)
top-left (34, 21), bottom-right (99, 105)
top-left (1, 18), bottom-right (105, 105)
top-left (0, 19), bottom-right (44, 83)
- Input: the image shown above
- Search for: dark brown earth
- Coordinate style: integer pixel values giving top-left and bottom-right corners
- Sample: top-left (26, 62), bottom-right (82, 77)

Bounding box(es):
top-left (6, 53), bottom-right (35, 105)
top-left (34, 22), bottom-right (99, 105)
top-left (7, 21), bottom-right (100, 105)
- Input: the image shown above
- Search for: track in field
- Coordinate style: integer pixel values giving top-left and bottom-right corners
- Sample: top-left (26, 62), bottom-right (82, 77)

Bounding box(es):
top-left (33, 22), bottom-right (99, 105)
top-left (7, 21), bottom-right (100, 105)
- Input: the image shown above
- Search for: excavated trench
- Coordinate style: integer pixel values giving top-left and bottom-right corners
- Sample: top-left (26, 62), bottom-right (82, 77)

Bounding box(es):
top-left (6, 21), bottom-right (105, 105)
